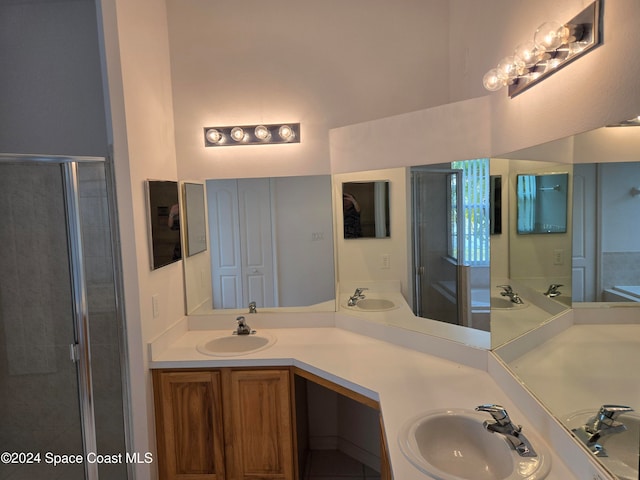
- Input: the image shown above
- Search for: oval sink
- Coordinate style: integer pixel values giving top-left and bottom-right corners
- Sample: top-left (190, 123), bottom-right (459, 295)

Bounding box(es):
top-left (196, 332), bottom-right (276, 357)
top-left (564, 409), bottom-right (639, 480)
top-left (491, 297), bottom-right (528, 310)
top-left (398, 409), bottom-right (550, 480)
top-left (352, 298), bottom-right (397, 311)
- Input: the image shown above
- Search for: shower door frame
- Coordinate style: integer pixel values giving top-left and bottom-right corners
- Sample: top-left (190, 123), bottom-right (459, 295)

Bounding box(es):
top-left (411, 166), bottom-right (464, 323)
top-left (0, 153), bottom-right (132, 480)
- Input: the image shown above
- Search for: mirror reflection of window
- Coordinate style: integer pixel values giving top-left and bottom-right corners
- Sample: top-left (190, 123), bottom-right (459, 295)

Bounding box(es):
top-left (342, 181), bottom-right (390, 239)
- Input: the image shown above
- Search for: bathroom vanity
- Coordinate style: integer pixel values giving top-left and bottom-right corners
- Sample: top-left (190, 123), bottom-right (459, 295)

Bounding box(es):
top-left (149, 315), bottom-right (599, 480)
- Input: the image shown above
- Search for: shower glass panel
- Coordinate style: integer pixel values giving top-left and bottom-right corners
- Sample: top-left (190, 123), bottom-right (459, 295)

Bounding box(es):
top-left (0, 159), bottom-right (128, 480)
top-left (411, 168), bottom-right (463, 325)
top-left (77, 162), bottom-right (128, 480)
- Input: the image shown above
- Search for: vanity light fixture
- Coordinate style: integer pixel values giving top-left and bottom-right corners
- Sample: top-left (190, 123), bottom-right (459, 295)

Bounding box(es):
top-left (483, 1), bottom-right (601, 98)
top-left (606, 116), bottom-right (640, 127)
top-left (204, 123), bottom-right (300, 147)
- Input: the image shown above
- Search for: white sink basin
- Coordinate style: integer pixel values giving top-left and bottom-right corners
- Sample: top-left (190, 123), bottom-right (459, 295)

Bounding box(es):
top-left (564, 409), bottom-right (639, 480)
top-left (491, 297), bottom-right (529, 310)
top-left (350, 298), bottom-right (397, 311)
top-left (398, 409), bottom-right (550, 480)
top-left (196, 332), bottom-right (276, 357)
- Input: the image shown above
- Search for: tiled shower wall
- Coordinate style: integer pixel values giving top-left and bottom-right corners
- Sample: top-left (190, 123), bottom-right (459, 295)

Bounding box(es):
top-left (602, 252), bottom-right (640, 290)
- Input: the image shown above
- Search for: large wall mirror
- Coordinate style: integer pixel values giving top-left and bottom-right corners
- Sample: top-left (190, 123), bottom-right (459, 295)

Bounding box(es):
top-left (183, 175), bottom-right (335, 314)
top-left (494, 125), bottom-right (640, 480)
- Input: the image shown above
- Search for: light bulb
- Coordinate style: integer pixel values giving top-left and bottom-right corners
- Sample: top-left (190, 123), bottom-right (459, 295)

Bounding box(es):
top-left (254, 125), bottom-right (271, 141)
top-left (278, 125), bottom-right (295, 141)
top-left (230, 127), bottom-right (245, 142)
top-left (514, 41), bottom-right (542, 68)
top-left (483, 68), bottom-right (504, 92)
top-left (205, 128), bottom-right (223, 144)
top-left (534, 21), bottom-right (568, 52)
top-left (497, 55), bottom-right (525, 81)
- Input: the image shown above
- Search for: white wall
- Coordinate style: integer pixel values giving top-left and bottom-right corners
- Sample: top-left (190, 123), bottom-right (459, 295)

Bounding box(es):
top-left (165, 0), bottom-right (452, 180)
top-left (99, 0), bottom-right (181, 478)
top-left (600, 162), bottom-right (640, 252)
top-left (272, 176), bottom-right (335, 306)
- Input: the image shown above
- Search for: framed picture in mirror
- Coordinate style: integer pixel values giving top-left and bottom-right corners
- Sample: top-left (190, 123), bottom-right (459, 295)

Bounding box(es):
top-left (145, 180), bottom-right (182, 269)
top-left (342, 181), bottom-right (390, 239)
top-left (182, 182), bottom-right (207, 257)
top-left (516, 173), bottom-right (568, 234)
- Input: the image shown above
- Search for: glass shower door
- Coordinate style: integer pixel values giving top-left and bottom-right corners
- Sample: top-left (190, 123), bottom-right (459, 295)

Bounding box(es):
top-left (0, 162), bottom-right (85, 479)
top-left (411, 167), bottom-right (463, 325)
top-left (0, 159), bottom-right (128, 480)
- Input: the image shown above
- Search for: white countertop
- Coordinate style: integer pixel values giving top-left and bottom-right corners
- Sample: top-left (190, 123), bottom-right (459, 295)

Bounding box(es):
top-left (149, 317), bottom-right (582, 480)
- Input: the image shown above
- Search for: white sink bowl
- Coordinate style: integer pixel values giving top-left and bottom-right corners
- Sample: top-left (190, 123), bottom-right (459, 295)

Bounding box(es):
top-left (196, 332), bottom-right (276, 357)
top-left (564, 409), bottom-right (639, 480)
top-left (398, 409), bottom-right (550, 480)
top-left (491, 297), bottom-right (529, 310)
top-left (350, 298), bottom-right (397, 311)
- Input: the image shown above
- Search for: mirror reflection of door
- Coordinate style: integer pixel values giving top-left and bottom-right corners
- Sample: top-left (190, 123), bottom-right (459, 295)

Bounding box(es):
top-left (411, 160), bottom-right (491, 331)
top-left (207, 178), bottom-right (275, 309)
top-left (411, 168), bottom-right (463, 325)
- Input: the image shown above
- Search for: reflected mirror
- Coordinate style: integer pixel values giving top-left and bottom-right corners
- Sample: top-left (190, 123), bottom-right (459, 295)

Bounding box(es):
top-left (146, 180), bottom-right (182, 269)
top-left (491, 159), bottom-right (572, 348)
top-left (516, 173), bottom-right (568, 234)
top-left (182, 182), bottom-right (207, 257)
top-left (342, 181), bottom-right (390, 238)
top-left (184, 175), bottom-right (335, 314)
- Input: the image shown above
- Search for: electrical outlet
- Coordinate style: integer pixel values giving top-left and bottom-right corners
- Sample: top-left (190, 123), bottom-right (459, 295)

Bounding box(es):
top-left (381, 254), bottom-right (391, 269)
top-left (152, 294), bottom-right (159, 318)
top-left (553, 249), bottom-right (564, 265)
top-left (311, 232), bottom-right (324, 241)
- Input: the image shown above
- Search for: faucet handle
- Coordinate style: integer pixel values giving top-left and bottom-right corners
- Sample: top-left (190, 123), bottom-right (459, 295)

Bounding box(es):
top-left (595, 405), bottom-right (634, 426)
top-left (475, 404), bottom-right (513, 427)
top-left (354, 287), bottom-right (369, 296)
top-left (496, 285), bottom-right (513, 293)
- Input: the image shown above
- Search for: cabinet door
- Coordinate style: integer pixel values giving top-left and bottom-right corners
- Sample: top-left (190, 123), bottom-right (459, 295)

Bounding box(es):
top-left (225, 369), bottom-right (294, 480)
top-left (154, 370), bottom-right (226, 480)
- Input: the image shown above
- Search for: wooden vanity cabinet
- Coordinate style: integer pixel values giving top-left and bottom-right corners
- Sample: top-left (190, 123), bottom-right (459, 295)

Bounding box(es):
top-left (153, 368), bottom-right (295, 480)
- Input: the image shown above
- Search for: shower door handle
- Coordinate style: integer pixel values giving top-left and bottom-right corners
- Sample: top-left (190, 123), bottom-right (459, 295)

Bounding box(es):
top-left (69, 343), bottom-right (80, 363)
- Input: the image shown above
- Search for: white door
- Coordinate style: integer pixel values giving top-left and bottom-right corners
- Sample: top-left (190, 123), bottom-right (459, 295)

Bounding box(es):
top-left (207, 178), bottom-right (276, 309)
top-left (237, 178), bottom-right (276, 307)
top-left (572, 164), bottom-right (597, 301)
top-left (207, 179), bottom-right (243, 308)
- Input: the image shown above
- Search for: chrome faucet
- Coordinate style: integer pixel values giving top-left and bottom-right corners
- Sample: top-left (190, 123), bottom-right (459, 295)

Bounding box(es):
top-left (497, 285), bottom-right (524, 304)
top-left (248, 301), bottom-right (257, 313)
top-left (347, 287), bottom-right (368, 306)
top-left (475, 404), bottom-right (537, 457)
top-left (571, 405), bottom-right (634, 457)
top-left (543, 284), bottom-right (563, 297)
top-left (235, 316), bottom-right (253, 335)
